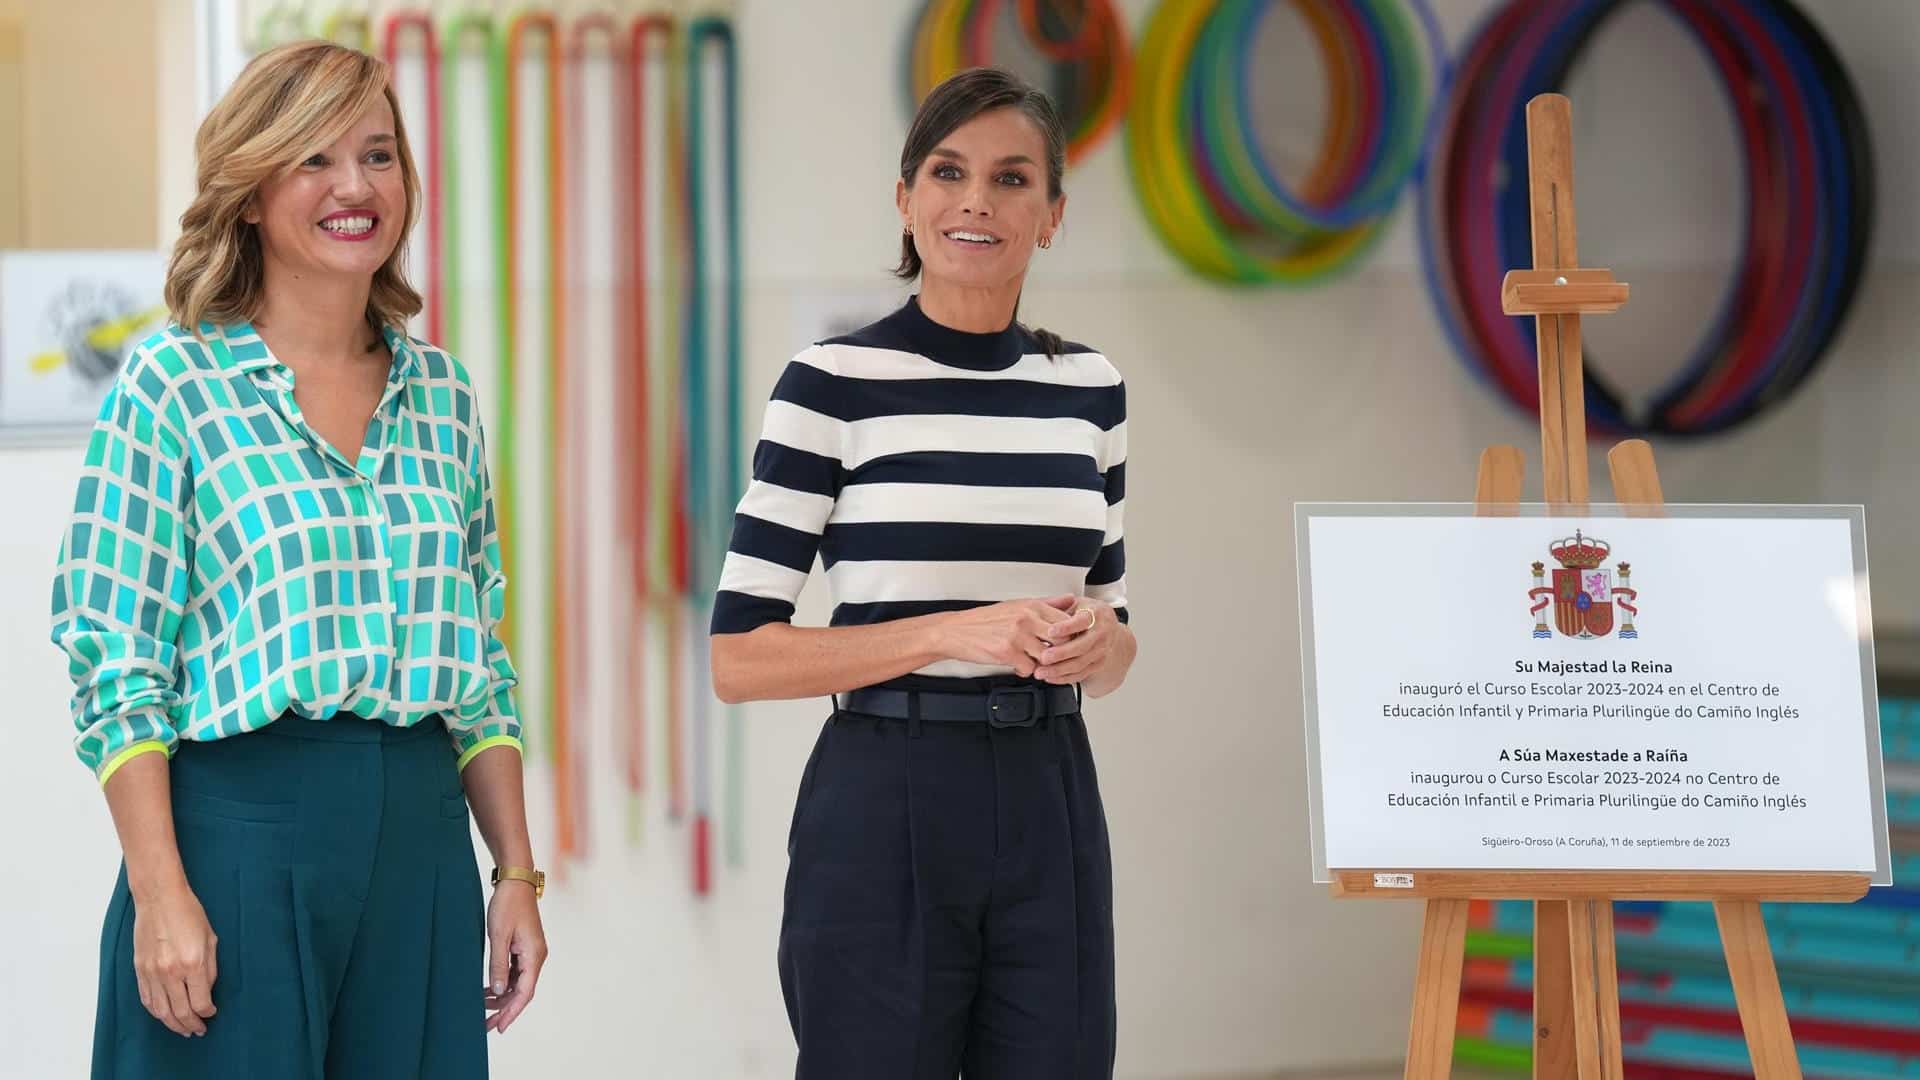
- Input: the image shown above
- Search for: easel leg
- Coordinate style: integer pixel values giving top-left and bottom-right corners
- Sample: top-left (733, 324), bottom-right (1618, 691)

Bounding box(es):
top-left (1590, 902), bottom-right (1624, 1080)
top-left (1564, 902), bottom-right (1601, 1079)
top-left (1533, 901), bottom-right (1577, 1080)
top-left (1404, 898), bottom-right (1469, 1080)
top-left (1715, 900), bottom-right (1804, 1080)
top-left (1563, 901), bottom-right (1624, 1080)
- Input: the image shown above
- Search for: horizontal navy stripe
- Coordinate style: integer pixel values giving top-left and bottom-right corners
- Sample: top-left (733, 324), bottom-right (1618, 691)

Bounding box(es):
top-left (850, 451), bottom-right (1104, 491)
top-left (753, 441), bottom-right (841, 497)
top-left (775, 361), bottom-right (1122, 428)
top-left (821, 521), bottom-right (1106, 570)
top-left (728, 514), bottom-right (821, 574)
top-left (710, 591), bottom-right (796, 635)
top-left (829, 599), bottom-right (995, 625)
top-left (1087, 540), bottom-right (1125, 587)
top-left (717, 593), bottom-right (1123, 636)
top-left (832, 598), bottom-right (1127, 629)
top-left (1104, 461), bottom-right (1125, 503)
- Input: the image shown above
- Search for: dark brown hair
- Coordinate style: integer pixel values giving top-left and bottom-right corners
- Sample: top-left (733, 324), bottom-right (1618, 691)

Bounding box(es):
top-left (895, 66), bottom-right (1066, 356)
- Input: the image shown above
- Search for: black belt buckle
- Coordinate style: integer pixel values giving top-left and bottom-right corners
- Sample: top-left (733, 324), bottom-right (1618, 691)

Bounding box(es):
top-left (986, 686), bottom-right (1043, 728)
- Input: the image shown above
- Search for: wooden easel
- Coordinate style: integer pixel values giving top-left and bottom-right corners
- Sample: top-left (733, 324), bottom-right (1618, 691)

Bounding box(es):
top-left (1334, 93), bottom-right (1872, 1080)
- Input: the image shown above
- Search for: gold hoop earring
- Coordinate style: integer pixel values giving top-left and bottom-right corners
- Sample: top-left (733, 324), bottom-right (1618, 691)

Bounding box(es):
top-left (1038, 234), bottom-right (1052, 249)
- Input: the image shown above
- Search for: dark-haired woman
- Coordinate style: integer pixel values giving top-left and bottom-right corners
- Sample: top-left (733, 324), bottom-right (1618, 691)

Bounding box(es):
top-left (709, 67), bottom-right (1135, 1079)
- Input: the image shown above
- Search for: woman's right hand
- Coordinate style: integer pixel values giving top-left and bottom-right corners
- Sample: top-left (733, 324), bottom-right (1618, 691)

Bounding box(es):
top-left (132, 878), bottom-right (220, 1037)
top-left (933, 595), bottom-right (1079, 675)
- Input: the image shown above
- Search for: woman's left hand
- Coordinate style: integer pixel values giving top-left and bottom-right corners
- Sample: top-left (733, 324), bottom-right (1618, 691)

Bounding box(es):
top-left (483, 881), bottom-right (547, 1034)
top-left (1033, 597), bottom-right (1118, 686)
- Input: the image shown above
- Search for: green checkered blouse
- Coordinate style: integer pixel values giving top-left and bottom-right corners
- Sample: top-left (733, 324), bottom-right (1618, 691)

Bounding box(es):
top-left (50, 321), bottom-right (522, 785)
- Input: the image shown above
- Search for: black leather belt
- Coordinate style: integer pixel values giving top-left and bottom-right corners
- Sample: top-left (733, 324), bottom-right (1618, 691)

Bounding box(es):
top-left (837, 683), bottom-right (1080, 728)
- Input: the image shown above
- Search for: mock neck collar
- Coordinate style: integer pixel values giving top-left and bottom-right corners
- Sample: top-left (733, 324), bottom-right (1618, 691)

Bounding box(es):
top-left (889, 294), bottom-right (1026, 371)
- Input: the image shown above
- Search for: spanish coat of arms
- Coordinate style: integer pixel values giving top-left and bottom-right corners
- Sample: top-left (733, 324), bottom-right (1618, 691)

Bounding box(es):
top-left (1527, 531), bottom-right (1639, 640)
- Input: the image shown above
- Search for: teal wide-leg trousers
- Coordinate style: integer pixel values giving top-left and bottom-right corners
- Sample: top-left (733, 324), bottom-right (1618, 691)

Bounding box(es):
top-left (92, 714), bottom-right (488, 1079)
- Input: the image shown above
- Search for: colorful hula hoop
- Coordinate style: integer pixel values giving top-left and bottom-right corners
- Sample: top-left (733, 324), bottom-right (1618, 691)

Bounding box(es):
top-left (1125, 0), bottom-right (1446, 286)
top-left (904, 0), bottom-right (1131, 163)
top-left (1419, 0), bottom-right (1874, 437)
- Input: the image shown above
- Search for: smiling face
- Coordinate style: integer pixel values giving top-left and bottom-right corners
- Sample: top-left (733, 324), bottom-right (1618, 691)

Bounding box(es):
top-left (245, 96), bottom-right (405, 285)
top-left (896, 106), bottom-right (1065, 292)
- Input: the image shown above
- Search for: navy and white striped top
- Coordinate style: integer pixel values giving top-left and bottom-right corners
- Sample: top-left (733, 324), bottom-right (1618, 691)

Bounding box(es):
top-left (709, 295), bottom-right (1128, 680)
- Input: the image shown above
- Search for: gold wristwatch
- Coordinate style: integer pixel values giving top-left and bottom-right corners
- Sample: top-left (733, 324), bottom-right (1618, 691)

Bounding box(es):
top-left (491, 865), bottom-right (546, 899)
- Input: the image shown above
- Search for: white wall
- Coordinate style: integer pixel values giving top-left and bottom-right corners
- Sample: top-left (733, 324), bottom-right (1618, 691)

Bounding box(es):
top-left (0, 7), bottom-right (21, 249)
top-left (3, 1), bottom-right (1918, 1077)
top-left (0, 0), bottom-right (159, 249)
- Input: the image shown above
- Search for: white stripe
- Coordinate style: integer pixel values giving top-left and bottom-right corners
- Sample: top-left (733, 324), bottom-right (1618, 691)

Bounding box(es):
top-left (1104, 419), bottom-right (1128, 471)
top-left (716, 551), bottom-right (811, 602)
top-left (803, 343), bottom-right (1119, 387)
top-left (736, 480), bottom-right (834, 536)
top-left (1086, 577), bottom-right (1127, 610)
top-left (1104, 499), bottom-right (1126, 544)
top-left (827, 559), bottom-right (1085, 605)
top-left (914, 658), bottom-right (1023, 678)
top-left (758, 400), bottom-right (842, 461)
top-left (843, 413), bottom-right (1102, 469)
top-left (830, 483), bottom-right (1107, 529)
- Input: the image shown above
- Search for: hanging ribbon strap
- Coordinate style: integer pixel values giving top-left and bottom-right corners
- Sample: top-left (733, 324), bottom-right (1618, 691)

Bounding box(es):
top-left (381, 12), bottom-right (443, 342)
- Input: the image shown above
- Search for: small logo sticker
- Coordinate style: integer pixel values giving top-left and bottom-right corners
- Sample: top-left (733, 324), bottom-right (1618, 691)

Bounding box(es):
top-left (1374, 873), bottom-right (1416, 889)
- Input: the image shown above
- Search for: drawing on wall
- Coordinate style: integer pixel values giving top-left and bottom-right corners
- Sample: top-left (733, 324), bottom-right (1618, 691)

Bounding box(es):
top-left (0, 251), bottom-right (169, 442)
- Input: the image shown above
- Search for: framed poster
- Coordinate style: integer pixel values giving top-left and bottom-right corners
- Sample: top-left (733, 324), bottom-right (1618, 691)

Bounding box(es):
top-left (1295, 502), bottom-right (1891, 886)
top-left (0, 250), bottom-right (169, 446)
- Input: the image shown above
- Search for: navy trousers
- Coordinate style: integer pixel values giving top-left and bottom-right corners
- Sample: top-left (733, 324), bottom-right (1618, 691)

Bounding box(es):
top-left (778, 696), bottom-right (1117, 1078)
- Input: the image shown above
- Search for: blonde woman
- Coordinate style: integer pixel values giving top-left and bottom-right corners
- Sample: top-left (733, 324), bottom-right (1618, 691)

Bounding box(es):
top-left (49, 41), bottom-right (546, 1077)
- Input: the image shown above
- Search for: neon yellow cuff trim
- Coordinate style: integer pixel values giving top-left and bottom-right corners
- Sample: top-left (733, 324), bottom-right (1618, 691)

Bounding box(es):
top-left (97, 741), bottom-right (170, 788)
top-left (456, 734), bottom-right (523, 772)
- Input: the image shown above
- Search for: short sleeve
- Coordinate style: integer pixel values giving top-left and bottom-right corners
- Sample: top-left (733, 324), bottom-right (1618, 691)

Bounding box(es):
top-left (1085, 378), bottom-right (1127, 623)
top-left (710, 350), bottom-right (845, 634)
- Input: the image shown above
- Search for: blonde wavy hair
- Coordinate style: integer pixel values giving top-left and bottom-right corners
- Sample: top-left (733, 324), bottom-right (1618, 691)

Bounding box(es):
top-left (165, 40), bottom-right (422, 335)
